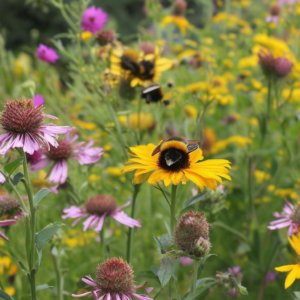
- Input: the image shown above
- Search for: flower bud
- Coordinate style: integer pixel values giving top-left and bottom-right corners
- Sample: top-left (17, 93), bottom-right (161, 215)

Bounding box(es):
top-left (173, 0), bottom-right (187, 16)
top-left (174, 210), bottom-right (209, 257)
top-left (138, 42), bottom-right (155, 55)
top-left (95, 29), bottom-right (116, 46)
top-left (270, 4), bottom-right (281, 16)
top-left (193, 236), bottom-right (211, 257)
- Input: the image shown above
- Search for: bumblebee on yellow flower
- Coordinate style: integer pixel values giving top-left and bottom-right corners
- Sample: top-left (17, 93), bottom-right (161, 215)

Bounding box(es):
top-left (275, 233), bottom-right (300, 289)
top-left (122, 136), bottom-right (231, 191)
top-left (110, 45), bottom-right (173, 87)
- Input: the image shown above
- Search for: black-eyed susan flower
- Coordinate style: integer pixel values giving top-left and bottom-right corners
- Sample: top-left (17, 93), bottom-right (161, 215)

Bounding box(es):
top-left (122, 136), bottom-right (231, 191)
top-left (275, 233), bottom-right (300, 289)
top-left (110, 46), bottom-right (173, 87)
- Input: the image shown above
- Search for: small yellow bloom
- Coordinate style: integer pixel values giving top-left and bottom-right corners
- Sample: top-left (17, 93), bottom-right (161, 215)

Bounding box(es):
top-left (4, 287), bottom-right (15, 296)
top-left (275, 233), bottom-right (300, 288)
top-left (184, 105), bottom-right (198, 119)
top-left (77, 31), bottom-right (93, 42)
top-left (129, 113), bottom-right (154, 130)
top-left (105, 167), bottom-right (122, 176)
top-left (161, 15), bottom-right (194, 35)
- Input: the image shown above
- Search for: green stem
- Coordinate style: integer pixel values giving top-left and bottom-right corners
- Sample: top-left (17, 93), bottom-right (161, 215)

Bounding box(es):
top-left (170, 184), bottom-right (178, 231)
top-left (192, 260), bottom-right (198, 293)
top-left (267, 78), bottom-right (272, 116)
top-left (51, 252), bottom-right (63, 300)
top-left (248, 156), bottom-right (256, 222)
top-left (126, 184), bottom-right (141, 263)
top-left (21, 150), bottom-right (37, 300)
top-left (106, 100), bottom-right (128, 160)
top-left (100, 227), bottom-right (106, 259)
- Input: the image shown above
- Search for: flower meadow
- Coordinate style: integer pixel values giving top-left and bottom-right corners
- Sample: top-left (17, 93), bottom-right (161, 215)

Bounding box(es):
top-left (1, 0), bottom-right (300, 299)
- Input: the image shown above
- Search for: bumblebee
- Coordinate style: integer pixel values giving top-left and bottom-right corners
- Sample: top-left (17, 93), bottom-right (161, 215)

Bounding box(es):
top-left (141, 85), bottom-right (171, 105)
top-left (152, 136), bottom-right (199, 168)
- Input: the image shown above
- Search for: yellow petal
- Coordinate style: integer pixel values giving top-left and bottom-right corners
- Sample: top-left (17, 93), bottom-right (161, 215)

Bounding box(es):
top-left (285, 265), bottom-right (299, 289)
top-left (275, 265), bottom-right (296, 272)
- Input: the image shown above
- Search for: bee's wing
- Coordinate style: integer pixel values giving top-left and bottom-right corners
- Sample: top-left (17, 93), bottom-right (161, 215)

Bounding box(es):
top-left (152, 145), bottom-right (161, 156)
top-left (188, 140), bottom-right (200, 144)
top-left (187, 144), bottom-right (199, 153)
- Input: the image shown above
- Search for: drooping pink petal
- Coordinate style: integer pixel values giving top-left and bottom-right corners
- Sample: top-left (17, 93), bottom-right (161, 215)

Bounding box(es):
top-left (29, 157), bottom-right (52, 171)
top-left (49, 160), bottom-right (68, 184)
top-left (83, 215), bottom-right (98, 231)
top-left (33, 94), bottom-right (45, 107)
top-left (110, 211), bottom-right (141, 228)
top-left (82, 276), bottom-right (97, 287)
top-left (94, 213), bottom-right (107, 232)
top-left (72, 291), bottom-right (93, 298)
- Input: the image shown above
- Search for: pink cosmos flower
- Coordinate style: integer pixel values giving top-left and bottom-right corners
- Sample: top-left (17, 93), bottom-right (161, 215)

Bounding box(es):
top-left (72, 257), bottom-right (153, 300)
top-left (62, 195), bottom-right (141, 232)
top-left (0, 219), bottom-right (17, 241)
top-left (36, 44), bottom-right (59, 64)
top-left (0, 99), bottom-right (71, 156)
top-left (180, 256), bottom-right (193, 266)
top-left (268, 199), bottom-right (300, 236)
top-left (29, 133), bottom-right (103, 184)
top-left (81, 6), bottom-right (108, 34)
top-left (33, 94), bottom-right (45, 107)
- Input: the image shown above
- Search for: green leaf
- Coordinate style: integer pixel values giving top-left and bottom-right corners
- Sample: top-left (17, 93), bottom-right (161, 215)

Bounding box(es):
top-left (34, 189), bottom-right (52, 207)
top-left (160, 233), bottom-right (170, 253)
top-left (0, 290), bottom-right (15, 300)
top-left (35, 251), bottom-right (42, 271)
top-left (182, 192), bottom-right (207, 209)
top-left (197, 254), bottom-right (217, 277)
top-left (164, 221), bottom-right (171, 236)
top-left (3, 157), bottom-right (23, 175)
top-left (293, 292), bottom-right (300, 300)
top-left (271, 158), bottom-right (279, 176)
top-left (151, 265), bottom-right (158, 275)
top-left (35, 223), bottom-right (64, 251)
top-left (136, 270), bottom-right (157, 280)
top-left (36, 284), bottom-right (52, 291)
top-left (153, 234), bottom-right (164, 254)
top-left (157, 258), bottom-right (173, 286)
top-left (184, 278), bottom-right (217, 300)
top-left (12, 172), bottom-right (23, 186)
top-left (231, 278), bottom-right (248, 295)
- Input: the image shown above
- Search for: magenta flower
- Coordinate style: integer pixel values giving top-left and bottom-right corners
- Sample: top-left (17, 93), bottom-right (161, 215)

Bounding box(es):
top-left (180, 256), bottom-right (193, 266)
top-left (62, 195), bottom-right (141, 232)
top-left (72, 257), bottom-right (153, 300)
top-left (268, 199), bottom-right (300, 236)
top-left (81, 6), bottom-right (108, 34)
top-left (0, 219), bottom-right (17, 241)
top-left (0, 173), bottom-right (5, 183)
top-left (266, 15), bottom-right (279, 23)
top-left (228, 266), bottom-right (241, 276)
top-left (36, 44), bottom-right (59, 64)
top-left (33, 94), bottom-right (45, 107)
top-left (29, 133), bottom-right (103, 184)
top-left (265, 272), bottom-right (278, 282)
top-left (0, 99), bottom-right (71, 156)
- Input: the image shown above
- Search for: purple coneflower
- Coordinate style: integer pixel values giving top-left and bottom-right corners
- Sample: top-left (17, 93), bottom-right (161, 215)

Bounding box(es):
top-left (72, 257), bottom-right (153, 300)
top-left (81, 6), bottom-right (108, 34)
top-left (36, 44), bottom-right (59, 64)
top-left (62, 195), bottom-right (141, 232)
top-left (268, 199), bottom-right (300, 236)
top-left (0, 99), bottom-right (71, 156)
top-left (29, 133), bottom-right (103, 184)
top-left (33, 94), bottom-right (45, 107)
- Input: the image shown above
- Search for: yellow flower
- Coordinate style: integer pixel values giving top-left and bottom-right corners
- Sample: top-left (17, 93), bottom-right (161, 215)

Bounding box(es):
top-left (275, 233), bottom-right (300, 289)
top-left (161, 15), bottom-right (194, 35)
top-left (111, 46), bottom-right (173, 87)
top-left (73, 119), bottom-right (98, 130)
top-left (105, 167), bottom-right (122, 176)
top-left (184, 105), bottom-right (198, 119)
top-left (129, 113), bottom-right (154, 130)
top-left (4, 287), bottom-right (15, 296)
top-left (122, 137), bottom-right (231, 191)
top-left (254, 170), bottom-right (270, 184)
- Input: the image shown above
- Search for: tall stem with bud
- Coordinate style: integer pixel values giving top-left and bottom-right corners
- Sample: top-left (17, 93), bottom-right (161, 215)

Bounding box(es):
top-left (21, 149), bottom-right (37, 300)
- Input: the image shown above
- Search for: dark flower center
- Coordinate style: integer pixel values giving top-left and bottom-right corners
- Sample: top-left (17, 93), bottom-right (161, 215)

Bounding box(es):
top-left (89, 17), bottom-right (95, 22)
top-left (121, 55), bottom-right (140, 75)
top-left (0, 196), bottom-right (22, 219)
top-left (45, 140), bottom-right (72, 161)
top-left (0, 99), bottom-right (44, 134)
top-left (158, 148), bottom-right (190, 172)
top-left (85, 195), bottom-right (118, 216)
top-left (138, 60), bottom-right (155, 80)
top-left (96, 257), bottom-right (134, 294)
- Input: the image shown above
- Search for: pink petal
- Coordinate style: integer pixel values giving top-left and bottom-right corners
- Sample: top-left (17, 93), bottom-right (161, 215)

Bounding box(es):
top-left (110, 211), bottom-right (141, 228)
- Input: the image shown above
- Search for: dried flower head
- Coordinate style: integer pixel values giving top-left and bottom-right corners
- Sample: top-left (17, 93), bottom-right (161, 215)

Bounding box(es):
top-left (258, 51), bottom-right (293, 78)
top-left (173, 0), bottom-right (187, 15)
top-left (96, 29), bottom-right (116, 46)
top-left (270, 4), bottom-right (281, 16)
top-left (0, 196), bottom-right (23, 220)
top-left (138, 42), bottom-right (155, 55)
top-left (85, 195), bottom-right (118, 216)
top-left (174, 210), bottom-right (210, 257)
